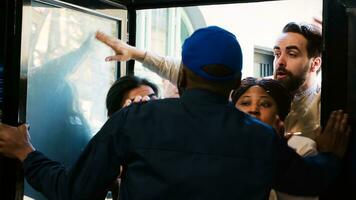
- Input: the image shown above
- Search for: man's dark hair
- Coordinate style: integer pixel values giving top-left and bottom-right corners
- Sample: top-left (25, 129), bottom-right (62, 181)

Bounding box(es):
top-left (282, 22), bottom-right (322, 58)
top-left (106, 75), bottom-right (159, 117)
top-left (231, 77), bottom-right (292, 121)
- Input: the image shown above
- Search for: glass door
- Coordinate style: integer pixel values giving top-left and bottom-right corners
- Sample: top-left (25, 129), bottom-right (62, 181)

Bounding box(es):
top-left (19, 0), bottom-right (126, 199)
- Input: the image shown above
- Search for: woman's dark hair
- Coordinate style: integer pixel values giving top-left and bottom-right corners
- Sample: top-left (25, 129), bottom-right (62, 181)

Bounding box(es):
top-left (106, 75), bottom-right (159, 117)
top-left (231, 77), bottom-right (292, 121)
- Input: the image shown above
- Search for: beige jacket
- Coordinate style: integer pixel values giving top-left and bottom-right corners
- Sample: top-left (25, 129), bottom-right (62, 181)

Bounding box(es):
top-left (142, 51), bottom-right (180, 86)
top-left (284, 83), bottom-right (321, 140)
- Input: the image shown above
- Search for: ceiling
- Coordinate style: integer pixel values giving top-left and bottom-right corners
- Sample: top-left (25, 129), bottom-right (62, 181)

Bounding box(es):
top-left (59, 0), bottom-right (356, 11)
top-left (60, 0), bottom-right (279, 9)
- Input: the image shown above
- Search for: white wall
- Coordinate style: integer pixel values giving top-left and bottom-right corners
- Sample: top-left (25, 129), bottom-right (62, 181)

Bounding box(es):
top-left (197, 0), bottom-right (322, 77)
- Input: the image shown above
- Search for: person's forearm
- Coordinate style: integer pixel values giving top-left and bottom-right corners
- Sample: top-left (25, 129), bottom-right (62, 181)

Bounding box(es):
top-left (22, 114), bottom-right (125, 200)
top-left (131, 47), bottom-right (147, 62)
top-left (271, 134), bottom-right (341, 196)
top-left (23, 151), bottom-right (71, 200)
top-left (142, 51), bottom-right (181, 85)
top-left (273, 146), bottom-right (340, 196)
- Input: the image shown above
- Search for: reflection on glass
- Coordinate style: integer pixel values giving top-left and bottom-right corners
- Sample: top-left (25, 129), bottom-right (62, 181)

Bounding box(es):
top-left (24, 2), bottom-right (118, 199)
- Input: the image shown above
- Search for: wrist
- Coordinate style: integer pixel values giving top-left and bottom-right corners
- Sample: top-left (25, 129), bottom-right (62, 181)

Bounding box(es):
top-left (131, 48), bottom-right (146, 62)
top-left (17, 145), bottom-right (35, 162)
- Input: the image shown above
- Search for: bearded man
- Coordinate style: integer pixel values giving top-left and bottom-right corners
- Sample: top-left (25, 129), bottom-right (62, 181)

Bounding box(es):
top-left (273, 22), bottom-right (322, 140)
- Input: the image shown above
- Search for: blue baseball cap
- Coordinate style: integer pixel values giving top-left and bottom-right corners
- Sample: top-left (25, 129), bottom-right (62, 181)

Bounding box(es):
top-left (181, 26), bottom-right (243, 81)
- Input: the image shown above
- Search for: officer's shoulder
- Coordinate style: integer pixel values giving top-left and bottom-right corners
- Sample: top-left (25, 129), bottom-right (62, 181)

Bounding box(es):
top-left (236, 109), bottom-right (275, 133)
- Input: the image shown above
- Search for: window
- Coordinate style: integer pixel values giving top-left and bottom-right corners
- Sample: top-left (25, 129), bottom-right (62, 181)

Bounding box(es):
top-left (22, 1), bottom-right (121, 199)
top-left (254, 47), bottom-right (274, 78)
top-left (135, 7), bottom-right (203, 98)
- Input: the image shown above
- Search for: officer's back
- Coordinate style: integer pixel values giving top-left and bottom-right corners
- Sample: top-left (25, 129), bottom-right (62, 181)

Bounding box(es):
top-left (111, 26), bottom-right (274, 200)
top-left (117, 89), bottom-right (275, 200)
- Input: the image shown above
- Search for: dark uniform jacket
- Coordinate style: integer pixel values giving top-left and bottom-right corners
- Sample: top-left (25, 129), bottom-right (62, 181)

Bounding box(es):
top-left (23, 89), bottom-right (339, 200)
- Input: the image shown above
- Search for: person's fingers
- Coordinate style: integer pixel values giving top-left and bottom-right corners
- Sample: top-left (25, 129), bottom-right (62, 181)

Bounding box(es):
top-left (133, 96), bottom-right (143, 103)
top-left (142, 95), bottom-right (151, 102)
top-left (95, 31), bottom-right (111, 43)
top-left (18, 124), bottom-right (31, 142)
top-left (343, 126), bottom-right (352, 143)
top-left (105, 55), bottom-right (125, 62)
top-left (24, 124), bottom-right (32, 140)
top-left (324, 110), bottom-right (337, 134)
top-left (123, 99), bottom-right (132, 108)
top-left (18, 124), bottom-right (28, 134)
top-left (95, 31), bottom-right (122, 51)
top-left (124, 96), bottom-right (149, 107)
top-left (314, 127), bottom-right (322, 139)
top-left (95, 32), bottom-right (129, 54)
top-left (25, 124), bottom-right (30, 131)
top-left (339, 113), bottom-right (348, 132)
top-left (333, 110), bottom-right (343, 131)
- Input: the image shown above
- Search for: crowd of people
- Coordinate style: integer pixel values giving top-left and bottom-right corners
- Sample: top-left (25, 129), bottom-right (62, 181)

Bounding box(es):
top-left (0, 22), bottom-right (351, 200)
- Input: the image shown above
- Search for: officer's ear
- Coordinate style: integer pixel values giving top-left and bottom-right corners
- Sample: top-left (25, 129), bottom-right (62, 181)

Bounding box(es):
top-left (235, 73), bottom-right (242, 89)
top-left (177, 66), bottom-right (187, 96)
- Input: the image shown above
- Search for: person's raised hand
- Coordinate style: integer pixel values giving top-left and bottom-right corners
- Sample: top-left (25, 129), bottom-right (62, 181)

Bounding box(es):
top-left (95, 31), bottom-right (146, 62)
top-left (315, 110), bottom-right (351, 159)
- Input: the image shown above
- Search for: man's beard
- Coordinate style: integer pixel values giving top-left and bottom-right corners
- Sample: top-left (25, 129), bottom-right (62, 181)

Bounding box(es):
top-left (274, 68), bottom-right (307, 93)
